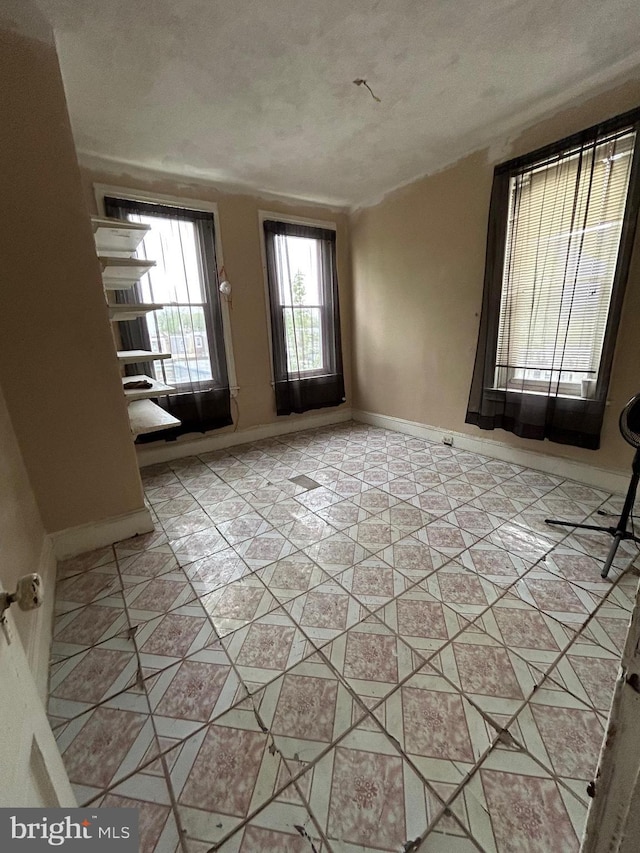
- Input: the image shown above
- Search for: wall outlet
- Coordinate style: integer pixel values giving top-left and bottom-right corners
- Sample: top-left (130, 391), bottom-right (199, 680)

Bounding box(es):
top-left (442, 435), bottom-right (454, 446)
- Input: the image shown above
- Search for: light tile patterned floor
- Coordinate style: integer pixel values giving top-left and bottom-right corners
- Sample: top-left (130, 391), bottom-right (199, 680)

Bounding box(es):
top-left (49, 421), bottom-right (640, 852)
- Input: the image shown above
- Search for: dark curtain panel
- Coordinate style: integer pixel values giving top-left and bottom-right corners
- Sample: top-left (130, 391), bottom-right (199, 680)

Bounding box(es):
top-left (104, 197), bottom-right (232, 442)
top-left (264, 219), bottom-right (345, 416)
top-left (466, 107), bottom-right (640, 450)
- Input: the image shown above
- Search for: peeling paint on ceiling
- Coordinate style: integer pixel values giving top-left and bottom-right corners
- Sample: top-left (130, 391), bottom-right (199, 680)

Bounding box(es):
top-left (39, 0), bottom-right (640, 207)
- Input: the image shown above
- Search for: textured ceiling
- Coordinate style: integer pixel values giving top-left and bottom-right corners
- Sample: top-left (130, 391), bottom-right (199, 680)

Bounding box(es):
top-left (39, 0), bottom-right (640, 207)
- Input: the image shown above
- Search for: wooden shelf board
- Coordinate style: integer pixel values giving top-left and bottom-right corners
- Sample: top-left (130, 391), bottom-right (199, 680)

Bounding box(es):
top-left (100, 256), bottom-right (155, 288)
top-left (92, 216), bottom-right (150, 255)
top-left (128, 399), bottom-right (180, 437)
top-left (108, 303), bottom-right (163, 321)
top-left (122, 374), bottom-right (175, 401)
top-left (103, 280), bottom-right (138, 291)
top-left (117, 350), bottom-right (172, 364)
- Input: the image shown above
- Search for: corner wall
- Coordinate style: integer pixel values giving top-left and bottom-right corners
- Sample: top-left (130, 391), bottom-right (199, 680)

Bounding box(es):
top-left (351, 77), bottom-right (640, 475)
top-left (0, 382), bottom-right (54, 700)
top-left (0, 8), bottom-right (146, 535)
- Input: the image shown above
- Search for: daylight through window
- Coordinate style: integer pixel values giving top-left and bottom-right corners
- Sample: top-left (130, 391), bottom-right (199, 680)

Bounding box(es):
top-left (495, 130), bottom-right (635, 397)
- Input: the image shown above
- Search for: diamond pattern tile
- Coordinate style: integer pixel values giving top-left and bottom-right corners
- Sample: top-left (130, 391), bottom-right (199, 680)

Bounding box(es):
top-left (414, 520), bottom-right (480, 558)
top-left (321, 617), bottom-right (425, 706)
top-left (448, 743), bottom-right (586, 852)
top-left (146, 645), bottom-right (242, 741)
top-left (48, 422), bottom-right (628, 851)
top-left (475, 592), bottom-right (575, 675)
top-left (534, 632), bottom-right (621, 713)
top-left (375, 585), bottom-right (470, 656)
top-left (48, 642), bottom-right (139, 724)
top-left (93, 769), bottom-right (181, 853)
top-left (284, 578), bottom-right (370, 647)
top-left (256, 552), bottom-right (331, 603)
top-left (510, 567), bottom-right (601, 630)
top-left (430, 623), bottom-right (541, 724)
top-left (212, 784), bottom-right (327, 852)
top-left (182, 547), bottom-right (251, 595)
top-left (165, 705), bottom-right (287, 847)
top-left (133, 602), bottom-right (218, 671)
top-left (254, 651), bottom-right (367, 768)
top-left (201, 575), bottom-right (279, 637)
top-left (374, 664), bottom-right (496, 791)
top-left (334, 557), bottom-right (414, 611)
top-left (379, 534), bottom-right (445, 582)
top-left (301, 720), bottom-right (442, 851)
top-left (55, 563), bottom-right (122, 614)
top-left (458, 540), bottom-right (533, 588)
top-left (56, 546), bottom-right (115, 581)
top-left (54, 700), bottom-right (157, 805)
top-left (422, 561), bottom-right (505, 620)
top-left (222, 607), bottom-right (315, 689)
top-left (506, 677), bottom-right (607, 803)
top-left (124, 574), bottom-right (197, 624)
top-left (51, 594), bottom-right (130, 662)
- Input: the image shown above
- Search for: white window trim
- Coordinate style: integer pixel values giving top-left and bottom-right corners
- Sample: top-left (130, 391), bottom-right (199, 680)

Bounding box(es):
top-left (257, 209), bottom-right (337, 386)
top-left (94, 183), bottom-right (238, 396)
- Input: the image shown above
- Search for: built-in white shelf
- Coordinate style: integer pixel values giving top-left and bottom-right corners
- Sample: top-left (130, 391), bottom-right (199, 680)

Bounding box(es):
top-left (99, 256), bottom-right (155, 289)
top-left (108, 303), bottom-right (163, 321)
top-left (122, 374), bottom-right (174, 401)
top-left (92, 216), bottom-right (150, 256)
top-left (91, 213), bottom-right (181, 438)
top-left (128, 399), bottom-right (181, 437)
top-left (117, 349), bottom-right (172, 364)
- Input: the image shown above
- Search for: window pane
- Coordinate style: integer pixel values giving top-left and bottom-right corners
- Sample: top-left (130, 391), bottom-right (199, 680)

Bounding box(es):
top-left (283, 306), bottom-right (323, 372)
top-left (495, 130), bottom-right (635, 392)
top-left (131, 214), bottom-right (206, 304)
top-left (275, 234), bottom-right (322, 306)
top-left (146, 305), bottom-right (213, 383)
top-left (123, 211), bottom-right (216, 388)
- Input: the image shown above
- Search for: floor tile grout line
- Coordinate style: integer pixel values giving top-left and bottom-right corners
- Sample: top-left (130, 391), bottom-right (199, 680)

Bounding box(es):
top-left (55, 421), bottom-right (628, 848)
top-left (55, 532), bottom-right (616, 740)
top-left (494, 716), bottom-right (598, 809)
top-left (68, 616), bottom-right (598, 816)
top-left (164, 433), bottom-right (618, 584)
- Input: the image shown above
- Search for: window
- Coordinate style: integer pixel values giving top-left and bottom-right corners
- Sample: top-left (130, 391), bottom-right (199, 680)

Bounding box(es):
top-left (262, 217), bottom-right (345, 416)
top-left (495, 131), bottom-right (635, 398)
top-left (104, 195), bottom-right (233, 439)
top-left (124, 209), bottom-right (217, 387)
top-left (466, 107), bottom-right (640, 449)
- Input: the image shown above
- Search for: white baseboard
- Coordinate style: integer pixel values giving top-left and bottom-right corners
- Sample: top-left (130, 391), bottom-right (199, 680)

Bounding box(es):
top-left (136, 408), bottom-right (353, 467)
top-left (50, 506), bottom-right (154, 560)
top-left (352, 409), bottom-right (629, 495)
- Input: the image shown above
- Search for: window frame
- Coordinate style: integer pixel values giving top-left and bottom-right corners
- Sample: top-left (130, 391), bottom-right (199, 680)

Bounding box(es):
top-left (483, 116), bottom-right (640, 405)
top-left (491, 136), bottom-right (635, 400)
top-left (258, 210), bottom-right (338, 386)
top-left (94, 184), bottom-right (238, 396)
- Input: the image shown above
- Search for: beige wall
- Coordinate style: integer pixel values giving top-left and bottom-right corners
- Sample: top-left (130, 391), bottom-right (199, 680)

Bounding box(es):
top-left (0, 382), bottom-right (55, 696)
top-left (79, 168), bottom-right (352, 434)
top-left (0, 11), bottom-right (145, 532)
top-left (351, 78), bottom-right (640, 475)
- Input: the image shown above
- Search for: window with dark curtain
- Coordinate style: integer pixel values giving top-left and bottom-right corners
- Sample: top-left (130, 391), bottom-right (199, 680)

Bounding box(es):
top-left (466, 107), bottom-right (640, 449)
top-left (263, 219), bottom-right (345, 416)
top-left (104, 197), bottom-right (232, 442)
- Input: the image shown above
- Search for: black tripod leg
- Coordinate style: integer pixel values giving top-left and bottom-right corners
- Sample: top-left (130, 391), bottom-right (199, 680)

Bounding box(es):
top-left (601, 533), bottom-right (623, 579)
top-left (544, 520), bottom-right (610, 533)
top-left (601, 451), bottom-right (640, 578)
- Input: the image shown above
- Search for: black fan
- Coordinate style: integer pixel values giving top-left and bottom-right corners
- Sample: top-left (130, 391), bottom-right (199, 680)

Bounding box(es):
top-left (545, 392), bottom-right (640, 578)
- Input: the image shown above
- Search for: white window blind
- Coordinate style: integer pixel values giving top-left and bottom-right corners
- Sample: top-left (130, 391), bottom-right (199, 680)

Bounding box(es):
top-left (495, 129), bottom-right (636, 394)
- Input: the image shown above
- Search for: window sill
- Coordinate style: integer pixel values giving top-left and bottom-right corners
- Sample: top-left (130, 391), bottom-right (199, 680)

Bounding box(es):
top-left (486, 387), bottom-right (594, 402)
